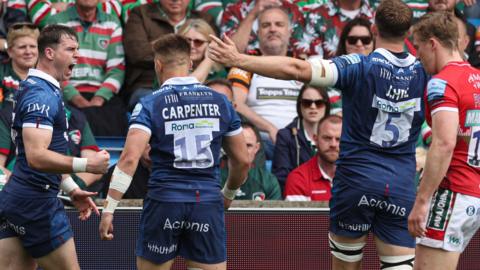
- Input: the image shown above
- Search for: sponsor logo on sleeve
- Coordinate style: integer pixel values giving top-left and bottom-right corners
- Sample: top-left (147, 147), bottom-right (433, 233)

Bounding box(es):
top-left (426, 78), bottom-right (447, 102)
top-left (131, 103), bottom-right (142, 118)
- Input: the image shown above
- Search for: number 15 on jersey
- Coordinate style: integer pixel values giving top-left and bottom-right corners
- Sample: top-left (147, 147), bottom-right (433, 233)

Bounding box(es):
top-left (165, 118), bottom-right (220, 169)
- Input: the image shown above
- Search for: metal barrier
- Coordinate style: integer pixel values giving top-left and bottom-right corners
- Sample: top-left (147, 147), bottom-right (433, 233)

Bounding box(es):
top-left (68, 201), bottom-right (480, 270)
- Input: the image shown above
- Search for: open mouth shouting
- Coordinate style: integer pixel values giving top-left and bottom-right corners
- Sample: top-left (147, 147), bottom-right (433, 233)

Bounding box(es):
top-left (64, 63), bottom-right (76, 80)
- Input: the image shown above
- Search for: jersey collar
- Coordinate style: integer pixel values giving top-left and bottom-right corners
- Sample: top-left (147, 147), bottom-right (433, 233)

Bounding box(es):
top-left (161, 76), bottom-right (200, 86)
top-left (374, 48), bottom-right (416, 67)
top-left (27, 68), bottom-right (60, 89)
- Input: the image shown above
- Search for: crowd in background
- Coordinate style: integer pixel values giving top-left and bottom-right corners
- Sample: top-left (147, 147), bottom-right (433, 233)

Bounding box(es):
top-left (0, 0), bottom-right (476, 201)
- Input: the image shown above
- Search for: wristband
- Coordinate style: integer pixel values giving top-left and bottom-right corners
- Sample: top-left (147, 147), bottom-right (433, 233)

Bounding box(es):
top-left (103, 195), bottom-right (119, 213)
top-left (60, 176), bottom-right (79, 194)
top-left (72, 157), bottom-right (88, 173)
top-left (221, 186), bottom-right (239, 200)
top-left (110, 166), bottom-right (133, 193)
top-left (3, 41), bottom-right (7, 51)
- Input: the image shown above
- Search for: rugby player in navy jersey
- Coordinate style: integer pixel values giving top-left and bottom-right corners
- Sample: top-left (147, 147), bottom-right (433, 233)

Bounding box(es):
top-left (99, 34), bottom-right (249, 270)
top-left (209, 0), bottom-right (429, 269)
top-left (0, 25), bottom-right (110, 270)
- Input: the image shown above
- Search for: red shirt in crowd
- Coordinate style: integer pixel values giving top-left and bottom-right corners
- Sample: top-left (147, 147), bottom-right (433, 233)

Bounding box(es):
top-left (284, 155), bottom-right (333, 201)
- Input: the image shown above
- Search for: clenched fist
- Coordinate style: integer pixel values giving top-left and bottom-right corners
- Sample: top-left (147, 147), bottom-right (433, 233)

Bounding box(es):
top-left (86, 150), bottom-right (110, 174)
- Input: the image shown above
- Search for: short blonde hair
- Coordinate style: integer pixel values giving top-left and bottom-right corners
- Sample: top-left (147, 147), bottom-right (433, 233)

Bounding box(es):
top-left (178, 19), bottom-right (216, 42)
top-left (412, 11), bottom-right (458, 50)
top-left (7, 23), bottom-right (40, 48)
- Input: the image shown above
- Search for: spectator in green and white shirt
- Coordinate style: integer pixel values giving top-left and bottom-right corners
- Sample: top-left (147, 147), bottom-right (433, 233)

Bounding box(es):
top-left (47, 0), bottom-right (129, 136)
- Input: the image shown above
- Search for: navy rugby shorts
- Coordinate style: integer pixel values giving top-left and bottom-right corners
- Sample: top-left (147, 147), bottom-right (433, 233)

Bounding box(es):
top-left (136, 198), bottom-right (226, 264)
top-left (0, 192), bottom-right (73, 258)
top-left (329, 179), bottom-right (416, 248)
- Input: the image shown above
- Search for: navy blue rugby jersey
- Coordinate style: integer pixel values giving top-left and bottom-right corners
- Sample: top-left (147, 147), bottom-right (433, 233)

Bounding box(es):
top-left (4, 69), bottom-right (68, 198)
top-left (329, 48), bottom-right (429, 199)
top-left (130, 77), bottom-right (242, 202)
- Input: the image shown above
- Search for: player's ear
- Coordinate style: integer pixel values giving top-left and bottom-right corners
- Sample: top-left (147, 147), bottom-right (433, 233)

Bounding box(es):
top-left (428, 38), bottom-right (437, 50)
top-left (154, 58), bottom-right (163, 74)
top-left (44, 47), bottom-right (55, 61)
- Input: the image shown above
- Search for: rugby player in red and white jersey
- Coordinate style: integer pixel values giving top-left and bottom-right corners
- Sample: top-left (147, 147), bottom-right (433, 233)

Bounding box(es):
top-left (409, 11), bottom-right (480, 270)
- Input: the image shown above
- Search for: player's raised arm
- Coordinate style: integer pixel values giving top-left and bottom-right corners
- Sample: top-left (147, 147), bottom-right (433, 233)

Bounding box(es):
top-left (221, 132), bottom-right (250, 209)
top-left (99, 127), bottom-right (150, 240)
top-left (209, 35), bottom-right (311, 83)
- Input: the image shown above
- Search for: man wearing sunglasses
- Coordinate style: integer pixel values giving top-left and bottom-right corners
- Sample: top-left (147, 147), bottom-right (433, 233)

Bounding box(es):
top-left (209, 0), bottom-right (429, 269)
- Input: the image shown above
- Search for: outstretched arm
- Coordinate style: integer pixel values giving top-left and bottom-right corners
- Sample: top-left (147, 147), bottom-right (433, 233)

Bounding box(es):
top-left (208, 35), bottom-right (312, 83)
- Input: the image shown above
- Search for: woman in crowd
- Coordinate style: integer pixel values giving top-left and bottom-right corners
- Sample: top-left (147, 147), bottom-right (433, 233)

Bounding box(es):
top-left (178, 18), bottom-right (227, 82)
top-left (336, 17), bottom-right (374, 57)
top-left (329, 18), bottom-right (374, 115)
top-left (0, 23), bottom-right (38, 107)
top-left (272, 85), bottom-right (330, 193)
top-left (128, 18), bottom-right (226, 111)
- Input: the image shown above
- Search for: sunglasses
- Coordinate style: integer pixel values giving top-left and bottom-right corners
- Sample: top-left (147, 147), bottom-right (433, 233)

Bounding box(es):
top-left (301, 98), bottom-right (327, 108)
top-left (186, 37), bottom-right (208, 48)
top-left (346, 35), bottom-right (372, 45)
top-left (9, 22), bottom-right (38, 31)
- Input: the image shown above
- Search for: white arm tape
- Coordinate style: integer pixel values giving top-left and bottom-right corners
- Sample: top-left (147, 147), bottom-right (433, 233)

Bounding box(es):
top-left (72, 157), bottom-right (88, 173)
top-left (307, 58), bottom-right (337, 87)
top-left (103, 195), bottom-right (120, 213)
top-left (60, 176), bottom-right (79, 194)
top-left (221, 186), bottom-right (239, 200)
top-left (110, 166), bottom-right (133, 194)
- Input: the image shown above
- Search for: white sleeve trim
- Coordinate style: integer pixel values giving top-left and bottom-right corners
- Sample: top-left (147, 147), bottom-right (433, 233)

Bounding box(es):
top-left (431, 107), bottom-right (458, 116)
top-left (225, 127), bottom-right (243, 137)
top-left (23, 123), bottom-right (53, 130)
top-left (129, 124), bottom-right (151, 135)
top-left (285, 195), bottom-right (311, 201)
